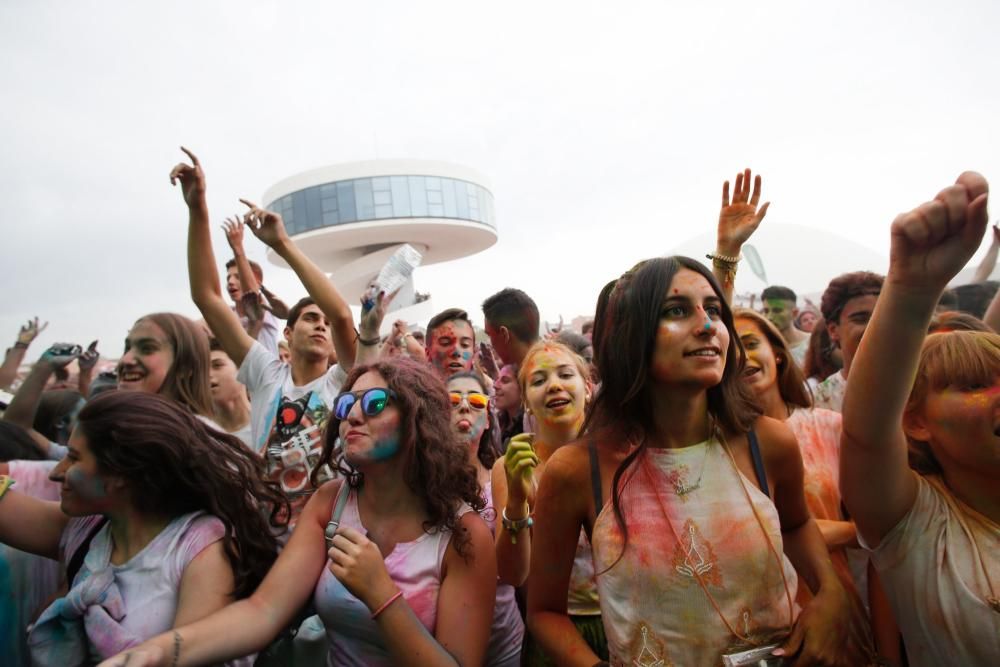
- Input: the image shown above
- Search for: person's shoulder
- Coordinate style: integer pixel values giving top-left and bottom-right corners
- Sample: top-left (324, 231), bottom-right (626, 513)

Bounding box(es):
top-left (544, 439), bottom-right (592, 484)
top-left (750, 414), bottom-right (801, 464)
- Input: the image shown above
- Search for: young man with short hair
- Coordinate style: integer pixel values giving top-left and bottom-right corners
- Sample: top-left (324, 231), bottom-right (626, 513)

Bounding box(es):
top-left (424, 308), bottom-right (476, 380)
top-left (761, 285), bottom-right (810, 367)
top-left (222, 217), bottom-right (285, 354)
top-left (482, 288), bottom-right (540, 367)
top-left (171, 147), bottom-right (359, 526)
top-left (815, 271), bottom-right (884, 412)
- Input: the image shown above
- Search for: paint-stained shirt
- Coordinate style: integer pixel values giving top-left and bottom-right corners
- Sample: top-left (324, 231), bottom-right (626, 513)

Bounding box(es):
top-left (862, 475), bottom-right (1000, 666)
top-left (813, 370), bottom-right (847, 413)
top-left (592, 440), bottom-right (799, 667)
top-left (238, 340), bottom-right (345, 527)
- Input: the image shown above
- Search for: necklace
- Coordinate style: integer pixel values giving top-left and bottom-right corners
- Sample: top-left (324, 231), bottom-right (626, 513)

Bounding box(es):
top-left (671, 438), bottom-right (710, 496)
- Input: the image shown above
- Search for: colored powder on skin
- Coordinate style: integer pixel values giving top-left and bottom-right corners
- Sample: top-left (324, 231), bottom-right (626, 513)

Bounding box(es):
top-left (369, 435), bottom-right (401, 462)
top-left (66, 468), bottom-right (107, 500)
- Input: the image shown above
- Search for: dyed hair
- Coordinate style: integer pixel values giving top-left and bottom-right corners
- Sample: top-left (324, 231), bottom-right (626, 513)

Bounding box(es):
top-left (517, 341), bottom-right (591, 406)
top-left (802, 317), bottom-right (841, 382)
top-left (315, 357), bottom-right (484, 557)
top-left (426, 308), bottom-right (474, 341)
top-left (286, 297), bottom-right (317, 329)
top-left (482, 288), bottom-right (540, 345)
top-left (224, 258), bottom-right (264, 283)
top-left (76, 391), bottom-right (287, 598)
top-left (0, 421), bottom-right (45, 462)
top-left (761, 285), bottom-right (797, 303)
top-left (588, 256), bottom-right (761, 568)
top-left (928, 311), bottom-right (992, 334)
top-left (132, 313), bottom-right (214, 418)
top-left (733, 308), bottom-right (812, 409)
top-left (820, 271), bottom-right (883, 326)
top-left (905, 331), bottom-right (1000, 475)
top-left (447, 370), bottom-right (502, 471)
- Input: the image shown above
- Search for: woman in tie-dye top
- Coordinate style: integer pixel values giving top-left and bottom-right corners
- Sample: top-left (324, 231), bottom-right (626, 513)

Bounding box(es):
top-left (527, 256), bottom-right (870, 667)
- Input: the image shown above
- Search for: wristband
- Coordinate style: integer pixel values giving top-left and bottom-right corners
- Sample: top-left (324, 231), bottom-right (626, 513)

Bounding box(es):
top-left (0, 475), bottom-right (15, 502)
top-left (370, 590), bottom-right (403, 619)
top-left (356, 330), bottom-right (382, 346)
top-left (706, 251), bottom-right (741, 264)
top-left (13, 341), bottom-right (29, 350)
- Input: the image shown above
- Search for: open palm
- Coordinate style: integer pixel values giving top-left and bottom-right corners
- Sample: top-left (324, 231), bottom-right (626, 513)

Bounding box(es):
top-left (718, 168), bottom-right (769, 251)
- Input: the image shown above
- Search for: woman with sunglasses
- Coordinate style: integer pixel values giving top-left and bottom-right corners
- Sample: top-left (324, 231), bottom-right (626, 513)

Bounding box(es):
top-left (447, 370), bottom-right (523, 666)
top-left (97, 357), bottom-right (497, 667)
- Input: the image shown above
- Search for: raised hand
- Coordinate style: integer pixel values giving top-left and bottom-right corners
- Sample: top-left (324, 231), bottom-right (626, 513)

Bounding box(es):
top-left (77, 341), bottom-right (100, 372)
top-left (168, 147), bottom-right (206, 208)
top-left (718, 168), bottom-right (770, 255)
top-left (478, 341), bottom-right (500, 380)
top-left (888, 172), bottom-right (989, 293)
top-left (359, 288), bottom-right (399, 338)
top-left (504, 433), bottom-right (540, 506)
top-left (239, 199), bottom-right (289, 249)
top-left (222, 215), bottom-right (246, 253)
top-left (16, 317), bottom-right (48, 346)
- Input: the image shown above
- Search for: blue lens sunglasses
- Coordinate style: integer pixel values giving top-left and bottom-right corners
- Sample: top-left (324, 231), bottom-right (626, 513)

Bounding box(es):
top-left (333, 387), bottom-right (396, 420)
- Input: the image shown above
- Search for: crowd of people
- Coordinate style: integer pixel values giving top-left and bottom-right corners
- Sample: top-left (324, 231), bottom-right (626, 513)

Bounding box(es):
top-left (0, 154), bottom-right (997, 667)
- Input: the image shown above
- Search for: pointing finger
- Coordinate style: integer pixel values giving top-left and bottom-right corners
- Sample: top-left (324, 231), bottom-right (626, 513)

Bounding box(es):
top-left (179, 146), bottom-right (200, 166)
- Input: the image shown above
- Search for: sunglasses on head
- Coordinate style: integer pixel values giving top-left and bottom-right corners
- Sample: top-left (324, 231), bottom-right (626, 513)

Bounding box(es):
top-left (333, 387), bottom-right (395, 420)
top-left (449, 391), bottom-right (489, 410)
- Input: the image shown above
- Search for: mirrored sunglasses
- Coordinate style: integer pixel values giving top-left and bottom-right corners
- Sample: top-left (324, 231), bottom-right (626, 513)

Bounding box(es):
top-left (333, 387), bottom-right (395, 420)
top-left (449, 391), bottom-right (489, 410)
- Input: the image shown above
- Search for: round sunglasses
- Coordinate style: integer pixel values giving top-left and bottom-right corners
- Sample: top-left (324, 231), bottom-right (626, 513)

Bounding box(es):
top-left (449, 391), bottom-right (489, 410)
top-left (333, 387), bottom-right (396, 420)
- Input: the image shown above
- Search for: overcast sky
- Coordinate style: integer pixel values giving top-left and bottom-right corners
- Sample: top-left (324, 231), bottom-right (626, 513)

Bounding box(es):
top-left (3, 0), bottom-right (998, 361)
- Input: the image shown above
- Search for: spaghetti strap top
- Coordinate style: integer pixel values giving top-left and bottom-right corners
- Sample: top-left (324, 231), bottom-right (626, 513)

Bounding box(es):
top-left (591, 438), bottom-right (799, 667)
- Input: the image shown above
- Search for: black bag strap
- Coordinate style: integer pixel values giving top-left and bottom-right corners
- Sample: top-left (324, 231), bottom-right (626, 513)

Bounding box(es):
top-left (588, 437), bottom-right (603, 512)
top-left (66, 517), bottom-right (108, 586)
top-left (747, 429), bottom-right (770, 499)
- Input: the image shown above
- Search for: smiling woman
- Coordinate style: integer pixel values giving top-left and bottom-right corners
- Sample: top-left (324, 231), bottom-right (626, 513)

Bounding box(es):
top-left (0, 391), bottom-right (287, 666)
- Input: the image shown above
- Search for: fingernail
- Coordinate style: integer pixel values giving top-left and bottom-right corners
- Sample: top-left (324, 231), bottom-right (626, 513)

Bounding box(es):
top-left (771, 648), bottom-right (785, 656)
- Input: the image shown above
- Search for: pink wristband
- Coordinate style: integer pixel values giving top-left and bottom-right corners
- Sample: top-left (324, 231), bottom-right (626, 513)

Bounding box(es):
top-left (370, 590), bottom-right (403, 620)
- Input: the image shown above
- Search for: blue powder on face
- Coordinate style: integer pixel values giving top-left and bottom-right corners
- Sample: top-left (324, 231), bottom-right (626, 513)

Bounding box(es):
top-left (369, 436), bottom-right (401, 462)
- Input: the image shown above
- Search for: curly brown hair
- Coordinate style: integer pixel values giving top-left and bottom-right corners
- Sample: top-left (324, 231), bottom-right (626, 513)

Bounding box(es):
top-left (315, 357), bottom-right (485, 558)
top-left (77, 391), bottom-right (288, 598)
top-left (819, 271), bottom-right (883, 327)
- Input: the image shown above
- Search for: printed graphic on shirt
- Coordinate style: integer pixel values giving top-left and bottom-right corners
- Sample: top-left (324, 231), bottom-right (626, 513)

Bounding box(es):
top-left (671, 519), bottom-right (721, 586)
top-left (623, 624), bottom-right (672, 667)
top-left (264, 390), bottom-right (335, 505)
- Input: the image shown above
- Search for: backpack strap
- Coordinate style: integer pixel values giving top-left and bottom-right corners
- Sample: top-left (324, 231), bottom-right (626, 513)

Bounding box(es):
top-left (747, 429), bottom-right (770, 499)
top-left (588, 437), bottom-right (603, 512)
top-left (66, 517), bottom-right (108, 587)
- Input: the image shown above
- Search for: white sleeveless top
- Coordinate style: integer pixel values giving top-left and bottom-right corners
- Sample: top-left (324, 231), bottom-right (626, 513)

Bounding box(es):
top-left (313, 490), bottom-right (474, 667)
top-left (592, 438), bottom-right (799, 667)
top-left (482, 479), bottom-right (526, 666)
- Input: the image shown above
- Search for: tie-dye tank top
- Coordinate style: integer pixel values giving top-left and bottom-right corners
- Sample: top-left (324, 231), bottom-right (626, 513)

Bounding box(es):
top-left (592, 438), bottom-right (799, 667)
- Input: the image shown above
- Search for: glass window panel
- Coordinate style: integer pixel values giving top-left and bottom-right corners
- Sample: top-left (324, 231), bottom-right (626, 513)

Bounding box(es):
top-left (442, 178), bottom-right (457, 217)
top-left (408, 176), bottom-right (428, 217)
top-left (428, 202), bottom-right (444, 217)
top-left (320, 184), bottom-right (337, 196)
top-left (371, 177), bottom-right (390, 191)
top-left (354, 179), bottom-right (375, 220)
top-left (336, 181), bottom-right (356, 223)
top-left (373, 189), bottom-right (392, 205)
top-left (424, 176), bottom-right (441, 191)
top-left (391, 176), bottom-right (410, 217)
top-left (454, 181), bottom-right (470, 219)
top-left (321, 196), bottom-right (338, 213)
top-left (374, 204), bottom-right (394, 219)
top-left (323, 210), bottom-right (340, 226)
top-left (305, 187), bottom-right (322, 230)
top-left (426, 189), bottom-right (443, 204)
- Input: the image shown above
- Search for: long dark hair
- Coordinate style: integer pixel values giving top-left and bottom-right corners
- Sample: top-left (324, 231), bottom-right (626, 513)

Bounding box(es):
top-left (587, 256), bottom-right (761, 567)
top-left (314, 357), bottom-right (485, 557)
top-left (77, 391), bottom-right (287, 598)
top-left (447, 370), bottom-right (502, 471)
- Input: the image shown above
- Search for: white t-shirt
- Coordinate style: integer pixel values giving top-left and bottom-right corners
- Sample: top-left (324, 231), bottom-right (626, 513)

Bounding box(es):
top-left (233, 304), bottom-right (282, 356)
top-left (862, 475), bottom-right (1000, 666)
top-left (237, 341), bottom-right (346, 525)
top-left (813, 369), bottom-right (847, 413)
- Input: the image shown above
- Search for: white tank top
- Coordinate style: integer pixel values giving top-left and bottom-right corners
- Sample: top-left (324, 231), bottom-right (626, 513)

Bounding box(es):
top-left (313, 490), bottom-right (471, 667)
top-left (592, 438), bottom-right (799, 667)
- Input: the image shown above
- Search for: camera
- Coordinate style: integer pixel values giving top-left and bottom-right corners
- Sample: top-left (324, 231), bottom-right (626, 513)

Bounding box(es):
top-left (47, 343), bottom-right (82, 357)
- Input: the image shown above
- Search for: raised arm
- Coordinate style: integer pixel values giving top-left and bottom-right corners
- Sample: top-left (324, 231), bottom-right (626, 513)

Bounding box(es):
top-left (170, 148), bottom-right (255, 366)
top-left (77, 340), bottom-right (99, 398)
top-left (259, 285), bottom-right (291, 320)
top-left (241, 200), bottom-right (358, 371)
top-left (222, 216), bottom-right (262, 299)
top-left (970, 223), bottom-right (999, 283)
top-left (0, 488), bottom-right (69, 560)
top-left (3, 344), bottom-right (81, 455)
top-left (355, 289), bottom-right (399, 367)
top-left (0, 317), bottom-right (47, 389)
top-left (713, 168), bottom-right (770, 304)
top-left (841, 172), bottom-right (990, 545)
top-left (491, 433), bottom-right (539, 586)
